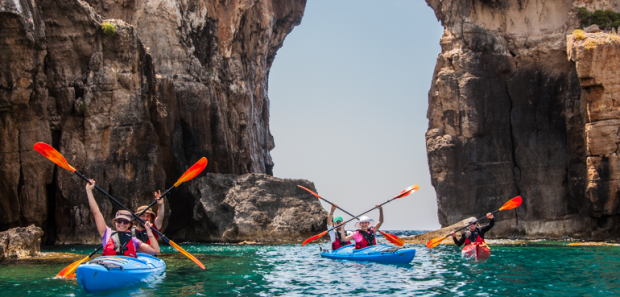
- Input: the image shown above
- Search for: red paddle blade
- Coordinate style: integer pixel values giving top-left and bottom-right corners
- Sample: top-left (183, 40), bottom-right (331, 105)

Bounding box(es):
top-left (302, 231), bottom-right (328, 246)
top-left (394, 185), bottom-right (419, 199)
top-left (379, 231), bottom-right (404, 247)
top-left (174, 157), bottom-right (208, 187)
top-left (426, 236), bottom-right (448, 249)
top-left (499, 196), bottom-right (522, 211)
top-left (297, 185), bottom-right (322, 199)
top-left (33, 142), bottom-right (76, 173)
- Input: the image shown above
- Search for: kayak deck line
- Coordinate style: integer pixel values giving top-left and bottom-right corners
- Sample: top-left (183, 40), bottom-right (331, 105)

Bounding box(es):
top-left (320, 244), bottom-right (416, 264)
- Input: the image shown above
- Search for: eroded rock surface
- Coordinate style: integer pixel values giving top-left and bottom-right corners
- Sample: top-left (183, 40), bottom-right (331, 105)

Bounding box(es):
top-left (0, 225), bottom-right (44, 260)
top-left (426, 0), bottom-right (620, 239)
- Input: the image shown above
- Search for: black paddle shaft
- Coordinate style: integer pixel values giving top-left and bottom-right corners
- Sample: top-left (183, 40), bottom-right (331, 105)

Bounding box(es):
top-left (75, 171), bottom-right (171, 243)
top-left (132, 184), bottom-right (175, 222)
top-left (317, 196), bottom-right (360, 221)
top-left (326, 197), bottom-right (395, 233)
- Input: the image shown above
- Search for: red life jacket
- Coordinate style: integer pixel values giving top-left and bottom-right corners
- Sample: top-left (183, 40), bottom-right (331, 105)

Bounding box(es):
top-left (331, 229), bottom-right (351, 250)
top-left (464, 231), bottom-right (485, 245)
top-left (354, 228), bottom-right (376, 249)
top-left (102, 230), bottom-right (137, 257)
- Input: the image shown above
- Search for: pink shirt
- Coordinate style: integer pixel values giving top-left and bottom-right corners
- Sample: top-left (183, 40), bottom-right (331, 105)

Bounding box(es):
top-left (353, 227), bottom-right (375, 243)
top-left (102, 226), bottom-right (142, 250)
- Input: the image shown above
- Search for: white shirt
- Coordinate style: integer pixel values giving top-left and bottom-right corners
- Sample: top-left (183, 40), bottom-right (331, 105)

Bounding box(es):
top-left (327, 222), bottom-right (351, 242)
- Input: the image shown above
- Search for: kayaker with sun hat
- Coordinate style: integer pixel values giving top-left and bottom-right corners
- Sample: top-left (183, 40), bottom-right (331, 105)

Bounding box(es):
top-left (450, 213), bottom-right (494, 247)
top-left (327, 204), bottom-right (351, 250)
top-left (85, 179), bottom-right (160, 256)
top-left (134, 190), bottom-right (165, 247)
top-left (339, 205), bottom-right (383, 249)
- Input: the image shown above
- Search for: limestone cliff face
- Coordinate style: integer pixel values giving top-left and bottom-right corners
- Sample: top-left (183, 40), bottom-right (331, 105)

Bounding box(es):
top-left (426, 0), bottom-right (620, 239)
top-left (0, 0), bottom-right (307, 244)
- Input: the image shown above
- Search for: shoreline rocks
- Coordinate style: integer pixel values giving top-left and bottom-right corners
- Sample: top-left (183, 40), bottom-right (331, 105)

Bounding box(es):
top-left (0, 225), bottom-right (44, 260)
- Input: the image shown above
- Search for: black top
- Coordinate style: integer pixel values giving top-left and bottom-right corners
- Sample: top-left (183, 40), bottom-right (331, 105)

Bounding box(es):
top-left (453, 218), bottom-right (494, 247)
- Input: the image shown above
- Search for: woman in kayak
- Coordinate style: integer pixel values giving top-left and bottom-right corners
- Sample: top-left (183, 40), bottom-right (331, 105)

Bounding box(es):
top-left (327, 204), bottom-right (351, 250)
top-left (339, 205), bottom-right (383, 249)
top-left (86, 180), bottom-right (160, 256)
top-left (134, 190), bottom-right (165, 247)
top-left (450, 213), bottom-right (494, 247)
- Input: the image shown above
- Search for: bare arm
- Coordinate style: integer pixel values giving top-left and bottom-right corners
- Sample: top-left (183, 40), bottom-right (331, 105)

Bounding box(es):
top-left (342, 223), bottom-right (355, 241)
top-left (137, 221), bottom-right (160, 254)
top-left (373, 205), bottom-right (383, 232)
top-left (327, 204), bottom-right (336, 228)
top-left (154, 190), bottom-right (164, 230)
top-left (85, 180), bottom-right (107, 237)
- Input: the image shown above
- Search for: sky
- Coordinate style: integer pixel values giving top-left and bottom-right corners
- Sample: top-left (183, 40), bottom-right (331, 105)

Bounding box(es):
top-left (268, 1), bottom-right (444, 230)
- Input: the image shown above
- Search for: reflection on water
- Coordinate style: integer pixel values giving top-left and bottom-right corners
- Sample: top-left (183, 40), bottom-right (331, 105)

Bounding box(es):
top-left (1, 238), bottom-right (619, 296)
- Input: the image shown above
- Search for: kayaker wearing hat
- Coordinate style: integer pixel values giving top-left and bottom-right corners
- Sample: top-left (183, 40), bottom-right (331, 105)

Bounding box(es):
top-left (85, 180), bottom-right (160, 257)
top-left (134, 190), bottom-right (165, 247)
top-left (327, 204), bottom-right (351, 250)
top-left (339, 205), bottom-right (383, 249)
top-left (450, 213), bottom-right (494, 247)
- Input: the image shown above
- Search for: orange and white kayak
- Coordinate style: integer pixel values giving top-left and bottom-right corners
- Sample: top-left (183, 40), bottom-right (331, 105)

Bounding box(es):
top-left (461, 242), bottom-right (491, 260)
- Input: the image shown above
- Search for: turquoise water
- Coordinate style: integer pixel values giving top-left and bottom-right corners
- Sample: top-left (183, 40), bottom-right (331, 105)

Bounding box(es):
top-left (1, 238), bottom-right (619, 296)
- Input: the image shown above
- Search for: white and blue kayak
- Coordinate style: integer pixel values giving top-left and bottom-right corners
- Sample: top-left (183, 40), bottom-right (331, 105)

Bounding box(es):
top-left (320, 244), bottom-right (415, 264)
top-left (76, 253), bottom-right (165, 293)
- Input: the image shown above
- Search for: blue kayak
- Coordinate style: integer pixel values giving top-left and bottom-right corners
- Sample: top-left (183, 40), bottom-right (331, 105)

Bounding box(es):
top-left (320, 244), bottom-right (415, 264)
top-left (76, 253), bottom-right (165, 293)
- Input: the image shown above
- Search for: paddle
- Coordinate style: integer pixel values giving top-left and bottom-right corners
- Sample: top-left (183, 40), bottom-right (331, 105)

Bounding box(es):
top-left (425, 196), bottom-right (523, 249)
top-left (297, 185), bottom-right (404, 247)
top-left (54, 158), bottom-right (208, 278)
top-left (34, 142), bottom-right (206, 270)
top-left (301, 185), bottom-right (419, 246)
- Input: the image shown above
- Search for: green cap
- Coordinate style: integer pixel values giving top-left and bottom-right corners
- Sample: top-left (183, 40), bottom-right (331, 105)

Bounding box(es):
top-left (333, 216), bottom-right (343, 223)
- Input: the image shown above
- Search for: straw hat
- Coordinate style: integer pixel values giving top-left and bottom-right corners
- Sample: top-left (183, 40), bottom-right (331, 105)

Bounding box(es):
top-left (114, 210), bottom-right (133, 222)
top-left (136, 206), bottom-right (155, 218)
top-left (354, 216), bottom-right (375, 228)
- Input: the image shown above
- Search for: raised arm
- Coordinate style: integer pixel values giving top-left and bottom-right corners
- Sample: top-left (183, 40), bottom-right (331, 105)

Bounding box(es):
top-left (137, 221), bottom-right (160, 254)
top-left (85, 180), bottom-right (107, 237)
top-left (153, 190), bottom-right (164, 230)
top-left (373, 205), bottom-right (383, 232)
top-left (327, 204), bottom-right (337, 228)
top-left (480, 213), bottom-right (495, 233)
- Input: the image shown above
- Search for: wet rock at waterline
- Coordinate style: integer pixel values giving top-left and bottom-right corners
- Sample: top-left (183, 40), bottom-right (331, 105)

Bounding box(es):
top-left (0, 225), bottom-right (44, 260)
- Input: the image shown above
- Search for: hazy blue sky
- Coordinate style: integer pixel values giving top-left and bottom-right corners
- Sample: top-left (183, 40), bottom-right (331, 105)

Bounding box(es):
top-left (269, 1), bottom-right (444, 230)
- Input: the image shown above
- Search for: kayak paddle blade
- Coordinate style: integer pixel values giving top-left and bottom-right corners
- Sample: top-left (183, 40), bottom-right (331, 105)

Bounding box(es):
top-left (169, 240), bottom-right (205, 270)
top-left (380, 231), bottom-right (404, 247)
top-left (302, 231), bottom-right (327, 246)
top-left (426, 236), bottom-right (447, 249)
top-left (34, 142), bottom-right (76, 173)
top-left (174, 157), bottom-right (208, 187)
top-left (55, 255), bottom-right (90, 278)
top-left (297, 185), bottom-right (322, 199)
top-left (394, 185), bottom-right (419, 199)
top-left (499, 196), bottom-right (522, 211)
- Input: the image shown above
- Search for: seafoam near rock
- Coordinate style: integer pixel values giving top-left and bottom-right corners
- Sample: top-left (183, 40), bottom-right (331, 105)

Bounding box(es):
top-left (0, 225), bottom-right (44, 260)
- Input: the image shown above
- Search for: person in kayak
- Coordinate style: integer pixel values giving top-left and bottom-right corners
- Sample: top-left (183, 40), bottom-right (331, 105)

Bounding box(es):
top-left (134, 190), bottom-right (165, 247)
top-left (450, 213), bottom-right (494, 247)
top-left (85, 180), bottom-right (160, 256)
top-left (327, 204), bottom-right (351, 250)
top-left (340, 205), bottom-right (383, 249)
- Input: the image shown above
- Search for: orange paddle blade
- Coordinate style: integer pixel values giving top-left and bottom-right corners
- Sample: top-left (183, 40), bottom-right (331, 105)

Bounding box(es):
top-left (499, 196), bottom-right (523, 211)
top-left (379, 231), bottom-right (404, 247)
top-left (33, 142), bottom-right (76, 173)
top-left (169, 240), bottom-right (205, 269)
top-left (174, 157), bottom-right (208, 187)
top-left (394, 185), bottom-right (419, 199)
top-left (302, 231), bottom-right (328, 246)
top-left (297, 185), bottom-right (322, 199)
top-left (426, 236), bottom-right (448, 249)
top-left (55, 255), bottom-right (90, 278)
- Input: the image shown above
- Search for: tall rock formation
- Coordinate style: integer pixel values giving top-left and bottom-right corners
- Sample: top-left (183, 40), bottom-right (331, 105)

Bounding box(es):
top-left (426, 0), bottom-right (620, 239)
top-left (0, 0), bottom-right (308, 244)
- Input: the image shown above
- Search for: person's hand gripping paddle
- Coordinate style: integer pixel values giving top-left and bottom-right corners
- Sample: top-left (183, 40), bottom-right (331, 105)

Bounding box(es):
top-left (301, 185), bottom-right (419, 246)
top-left (298, 185), bottom-right (405, 246)
top-left (34, 142), bottom-right (207, 275)
top-left (425, 196), bottom-right (523, 249)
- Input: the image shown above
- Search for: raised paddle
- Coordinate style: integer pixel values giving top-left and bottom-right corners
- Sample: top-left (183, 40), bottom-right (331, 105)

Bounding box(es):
top-left (34, 142), bottom-right (206, 270)
top-left (425, 196), bottom-right (523, 249)
top-left (55, 158), bottom-right (208, 278)
top-left (297, 185), bottom-right (405, 247)
top-left (301, 185), bottom-right (419, 246)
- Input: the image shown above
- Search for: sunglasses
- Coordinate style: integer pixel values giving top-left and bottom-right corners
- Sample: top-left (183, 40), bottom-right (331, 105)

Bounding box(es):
top-left (115, 219), bottom-right (131, 225)
top-left (334, 220), bottom-right (343, 224)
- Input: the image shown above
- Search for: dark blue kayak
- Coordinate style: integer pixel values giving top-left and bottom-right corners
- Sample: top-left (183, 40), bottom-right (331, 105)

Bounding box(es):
top-left (76, 253), bottom-right (165, 293)
top-left (320, 244), bottom-right (415, 264)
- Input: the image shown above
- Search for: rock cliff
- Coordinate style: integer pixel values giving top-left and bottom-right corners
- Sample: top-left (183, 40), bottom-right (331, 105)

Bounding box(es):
top-left (426, 0), bottom-right (620, 239)
top-left (0, 225), bottom-right (44, 259)
top-left (0, 0), bottom-right (309, 244)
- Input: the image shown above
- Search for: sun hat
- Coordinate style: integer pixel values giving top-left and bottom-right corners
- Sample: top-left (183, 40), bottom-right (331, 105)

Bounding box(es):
top-left (354, 216), bottom-right (375, 228)
top-left (333, 216), bottom-right (343, 223)
top-left (137, 205), bottom-right (156, 218)
top-left (114, 210), bottom-right (133, 222)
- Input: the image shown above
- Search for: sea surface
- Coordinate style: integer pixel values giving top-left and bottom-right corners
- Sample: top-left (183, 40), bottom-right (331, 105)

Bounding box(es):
top-left (1, 231), bottom-right (619, 296)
